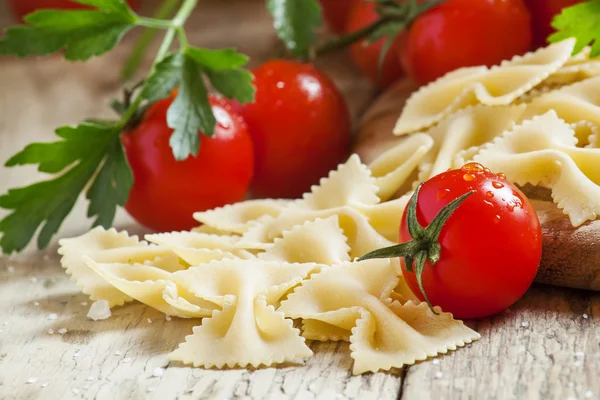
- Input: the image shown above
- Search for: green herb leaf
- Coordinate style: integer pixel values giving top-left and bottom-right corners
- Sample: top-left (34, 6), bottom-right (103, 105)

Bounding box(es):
top-left (73, 0), bottom-right (135, 16)
top-left (549, 0), bottom-right (600, 56)
top-left (205, 68), bottom-right (255, 104)
top-left (141, 51), bottom-right (183, 103)
top-left (185, 47), bottom-right (249, 70)
top-left (267, 0), bottom-right (322, 59)
top-left (167, 55), bottom-right (215, 160)
top-left (0, 8), bottom-right (136, 61)
top-left (0, 122), bottom-right (129, 253)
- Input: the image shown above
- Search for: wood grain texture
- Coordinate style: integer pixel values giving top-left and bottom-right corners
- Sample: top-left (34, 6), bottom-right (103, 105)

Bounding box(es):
top-left (355, 79), bottom-right (600, 291)
top-left (0, 1), bottom-right (599, 399)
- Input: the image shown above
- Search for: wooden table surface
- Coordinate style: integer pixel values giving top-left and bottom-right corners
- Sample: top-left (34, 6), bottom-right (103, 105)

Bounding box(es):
top-left (0, 1), bottom-right (599, 399)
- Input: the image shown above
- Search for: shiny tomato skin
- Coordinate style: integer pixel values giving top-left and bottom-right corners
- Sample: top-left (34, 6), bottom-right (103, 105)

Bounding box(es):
top-left (346, 0), bottom-right (405, 88)
top-left (399, 165), bottom-right (542, 319)
top-left (401, 0), bottom-right (532, 85)
top-left (524, 0), bottom-right (585, 48)
top-left (319, 0), bottom-right (357, 34)
top-left (122, 95), bottom-right (254, 232)
top-left (8, 0), bottom-right (141, 22)
top-left (240, 59), bottom-right (351, 199)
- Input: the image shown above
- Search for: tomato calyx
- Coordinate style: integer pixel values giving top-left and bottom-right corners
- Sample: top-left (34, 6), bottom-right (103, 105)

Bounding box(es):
top-left (359, 184), bottom-right (475, 314)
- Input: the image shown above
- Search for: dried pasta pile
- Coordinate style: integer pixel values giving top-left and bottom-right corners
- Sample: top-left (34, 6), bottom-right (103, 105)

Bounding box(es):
top-left (59, 37), bottom-right (600, 374)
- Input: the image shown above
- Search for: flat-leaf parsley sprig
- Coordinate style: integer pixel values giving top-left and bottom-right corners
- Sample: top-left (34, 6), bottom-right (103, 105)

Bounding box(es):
top-left (0, 0), bottom-right (255, 254)
top-left (549, 0), bottom-right (600, 55)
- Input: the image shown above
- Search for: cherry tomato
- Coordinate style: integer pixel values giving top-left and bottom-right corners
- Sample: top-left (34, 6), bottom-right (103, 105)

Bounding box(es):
top-left (524, 0), bottom-right (584, 48)
top-left (399, 163), bottom-right (541, 319)
top-left (401, 0), bottom-right (532, 85)
top-left (240, 59), bottom-right (351, 199)
top-left (122, 95), bottom-right (254, 232)
top-left (7, 0), bottom-right (141, 22)
top-left (345, 0), bottom-right (406, 88)
top-left (319, 0), bottom-right (357, 34)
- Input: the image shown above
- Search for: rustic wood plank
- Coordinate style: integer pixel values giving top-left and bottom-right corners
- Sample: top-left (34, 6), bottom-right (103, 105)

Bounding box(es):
top-left (401, 286), bottom-right (600, 400)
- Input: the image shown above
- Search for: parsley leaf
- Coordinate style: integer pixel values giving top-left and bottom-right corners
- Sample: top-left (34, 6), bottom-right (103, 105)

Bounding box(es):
top-left (141, 51), bottom-right (184, 103)
top-left (0, 6), bottom-right (137, 61)
top-left (267, 0), bottom-right (322, 59)
top-left (205, 68), bottom-right (255, 104)
top-left (549, 0), bottom-right (600, 56)
top-left (0, 122), bottom-right (130, 253)
top-left (167, 54), bottom-right (215, 160)
top-left (73, 0), bottom-right (135, 16)
top-left (185, 47), bottom-right (250, 69)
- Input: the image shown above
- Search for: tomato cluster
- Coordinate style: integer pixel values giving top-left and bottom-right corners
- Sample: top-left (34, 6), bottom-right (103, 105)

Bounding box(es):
top-left (322, 0), bottom-right (585, 87)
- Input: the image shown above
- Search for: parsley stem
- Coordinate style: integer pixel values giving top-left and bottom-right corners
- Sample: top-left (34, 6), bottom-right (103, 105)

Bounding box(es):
top-left (314, 17), bottom-right (390, 57)
top-left (137, 18), bottom-right (175, 30)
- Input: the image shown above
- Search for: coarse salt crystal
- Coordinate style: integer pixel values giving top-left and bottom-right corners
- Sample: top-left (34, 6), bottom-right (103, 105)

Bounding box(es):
top-left (72, 388), bottom-right (80, 394)
top-left (30, 277), bottom-right (37, 283)
top-left (47, 313), bottom-right (58, 320)
top-left (41, 382), bottom-right (49, 388)
top-left (114, 351), bottom-right (123, 356)
top-left (432, 359), bottom-right (440, 365)
top-left (521, 321), bottom-right (529, 327)
top-left (147, 319), bottom-right (152, 324)
top-left (153, 367), bottom-right (165, 377)
top-left (86, 376), bottom-right (95, 381)
top-left (73, 351), bottom-right (80, 358)
top-left (48, 329), bottom-right (54, 335)
top-left (435, 372), bottom-right (443, 378)
top-left (87, 300), bottom-right (111, 321)
top-left (583, 313), bottom-right (589, 319)
top-left (33, 301), bottom-right (40, 306)
top-left (147, 387), bottom-right (157, 393)
top-left (585, 390), bottom-right (593, 398)
top-left (122, 357), bottom-right (132, 363)
top-left (26, 377), bottom-right (38, 384)
top-left (57, 328), bottom-right (67, 334)
top-left (80, 302), bottom-right (88, 306)
top-left (7, 266), bottom-right (14, 273)
top-left (575, 351), bottom-right (585, 357)
top-left (165, 316), bottom-right (171, 321)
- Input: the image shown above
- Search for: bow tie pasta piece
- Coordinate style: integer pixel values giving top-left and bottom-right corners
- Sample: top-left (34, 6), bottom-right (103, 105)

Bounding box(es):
top-left (570, 120), bottom-right (600, 148)
top-left (193, 199), bottom-right (293, 234)
top-left (544, 47), bottom-right (600, 86)
top-left (58, 227), bottom-right (181, 307)
top-left (279, 259), bottom-right (479, 374)
top-left (351, 196), bottom-right (409, 242)
top-left (393, 38), bottom-right (575, 135)
top-left (168, 259), bottom-right (318, 368)
top-left (368, 134), bottom-right (434, 202)
top-left (418, 104), bottom-right (526, 182)
top-left (298, 154), bottom-right (380, 209)
top-left (239, 206), bottom-right (395, 259)
top-left (145, 231), bottom-right (254, 265)
top-left (474, 111), bottom-right (600, 226)
top-left (258, 216), bottom-right (350, 265)
top-left (521, 76), bottom-right (600, 130)
top-left (83, 257), bottom-right (218, 317)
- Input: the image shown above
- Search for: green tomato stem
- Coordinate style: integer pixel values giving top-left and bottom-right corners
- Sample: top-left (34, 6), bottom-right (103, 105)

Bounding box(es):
top-left (314, 17), bottom-right (389, 57)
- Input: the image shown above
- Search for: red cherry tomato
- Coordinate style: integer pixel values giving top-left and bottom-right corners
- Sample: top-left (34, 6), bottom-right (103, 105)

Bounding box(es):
top-left (319, 0), bottom-right (357, 34)
top-left (240, 59), bottom-right (351, 199)
top-left (345, 0), bottom-right (405, 88)
top-left (524, 0), bottom-right (585, 48)
top-left (122, 95), bottom-right (254, 232)
top-left (399, 163), bottom-right (541, 319)
top-left (7, 0), bottom-right (141, 22)
top-left (401, 0), bottom-right (532, 85)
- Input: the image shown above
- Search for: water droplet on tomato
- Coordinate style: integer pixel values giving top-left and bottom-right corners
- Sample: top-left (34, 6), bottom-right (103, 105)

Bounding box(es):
top-left (497, 172), bottom-right (507, 179)
top-left (486, 191), bottom-right (494, 198)
top-left (436, 188), bottom-right (450, 200)
top-left (463, 173), bottom-right (476, 181)
top-left (484, 167), bottom-right (491, 173)
top-left (494, 215), bottom-right (501, 223)
top-left (461, 162), bottom-right (484, 173)
top-left (492, 181), bottom-right (504, 189)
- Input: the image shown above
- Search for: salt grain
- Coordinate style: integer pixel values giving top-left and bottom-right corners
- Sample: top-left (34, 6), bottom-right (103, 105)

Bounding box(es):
top-left (147, 387), bottom-right (157, 393)
top-left (7, 266), bottom-right (14, 273)
top-left (114, 351), bottom-right (123, 356)
top-left (48, 329), bottom-right (54, 335)
top-left (72, 388), bottom-right (80, 394)
top-left (585, 390), bottom-right (593, 398)
top-left (80, 302), bottom-right (88, 306)
top-left (153, 367), bottom-right (165, 377)
top-left (86, 376), bottom-right (95, 382)
top-left (575, 351), bottom-right (585, 357)
top-left (521, 321), bottom-right (529, 328)
top-left (165, 316), bottom-right (171, 321)
top-left (583, 313), bottom-right (589, 319)
top-left (432, 359), bottom-right (440, 365)
top-left (58, 328), bottom-right (68, 334)
top-left (87, 300), bottom-right (111, 321)
top-left (73, 351), bottom-right (80, 358)
top-left (435, 372), bottom-right (443, 378)
top-left (122, 357), bottom-right (132, 363)
top-left (30, 277), bottom-right (37, 283)
top-left (33, 301), bottom-right (40, 307)
top-left (41, 382), bottom-right (49, 388)
top-left (26, 377), bottom-right (38, 384)
top-left (47, 313), bottom-right (58, 321)
top-left (83, 385), bottom-right (90, 390)
top-left (147, 319), bottom-right (152, 324)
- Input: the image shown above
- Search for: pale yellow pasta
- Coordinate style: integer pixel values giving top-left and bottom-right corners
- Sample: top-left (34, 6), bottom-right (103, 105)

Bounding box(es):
top-left (570, 120), bottom-right (599, 148)
top-left (145, 231), bottom-right (254, 265)
top-left (168, 259), bottom-right (318, 368)
top-left (351, 195), bottom-right (410, 242)
top-left (368, 134), bottom-right (434, 201)
top-left (279, 259), bottom-right (479, 374)
top-left (258, 216), bottom-right (351, 265)
top-left (393, 38), bottom-right (575, 135)
top-left (193, 199), bottom-right (293, 234)
top-left (545, 47), bottom-right (600, 85)
top-left (83, 257), bottom-right (217, 317)
top-left (58, 227), bottom-right (181, 307)
top-left (474, 111), bottom-right (600, 226)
